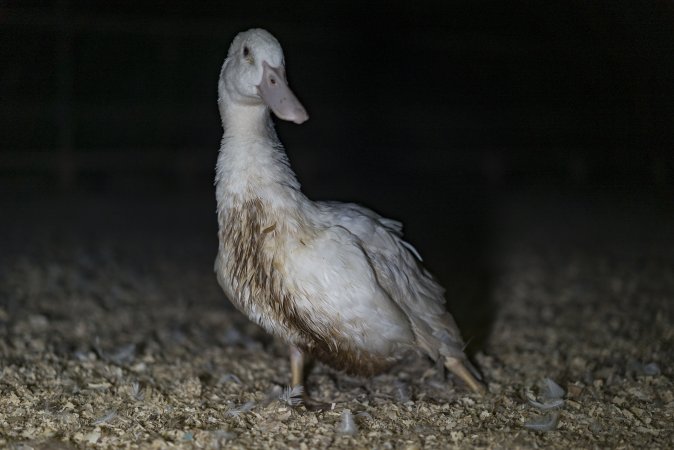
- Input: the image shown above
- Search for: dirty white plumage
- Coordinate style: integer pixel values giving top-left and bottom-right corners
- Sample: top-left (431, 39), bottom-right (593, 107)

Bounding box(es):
top-left (214, 28), bottom-right (485, 394)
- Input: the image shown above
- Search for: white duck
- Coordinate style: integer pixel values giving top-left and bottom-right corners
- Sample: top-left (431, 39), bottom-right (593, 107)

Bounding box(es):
top-left (214, 28), bottom-right (485, 396)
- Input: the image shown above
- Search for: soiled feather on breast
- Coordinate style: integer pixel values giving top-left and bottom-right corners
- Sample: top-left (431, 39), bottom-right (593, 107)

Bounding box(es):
top-left (315, 201), bottom-right (468, 362)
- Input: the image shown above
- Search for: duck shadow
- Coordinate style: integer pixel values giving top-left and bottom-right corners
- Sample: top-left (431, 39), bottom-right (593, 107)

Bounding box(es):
top-left (413, 189), bottom-right (497, 360)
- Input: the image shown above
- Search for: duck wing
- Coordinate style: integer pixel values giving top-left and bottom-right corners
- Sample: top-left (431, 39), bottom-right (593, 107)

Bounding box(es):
top-left (281, 212), bottom-right (415, 371)
top-left (315, 201), bottom-right (468, 362)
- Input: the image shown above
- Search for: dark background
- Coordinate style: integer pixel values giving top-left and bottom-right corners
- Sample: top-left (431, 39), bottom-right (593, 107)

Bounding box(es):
top-left (2, 0), bottom-right (673, 192)
top-left (1, 1), bottom-right (673, 339)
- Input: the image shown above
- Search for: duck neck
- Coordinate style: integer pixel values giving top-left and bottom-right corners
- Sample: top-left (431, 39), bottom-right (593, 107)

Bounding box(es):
top-left (215, 90), bottom-right (302, 214)
top-left (219, 94), bottom-right (274, 140)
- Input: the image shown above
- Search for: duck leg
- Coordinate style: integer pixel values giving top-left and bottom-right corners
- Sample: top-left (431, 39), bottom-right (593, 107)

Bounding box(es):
top-left (444, 356), bottom-right (487, 394)
top-left (290, 345), bottom-right (304, 388)
top-left (289, 345), bottom-right (331, 410)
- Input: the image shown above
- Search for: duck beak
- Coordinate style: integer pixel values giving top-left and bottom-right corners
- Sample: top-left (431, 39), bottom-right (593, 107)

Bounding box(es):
top-left (258, 61), bottom-right (309, 124)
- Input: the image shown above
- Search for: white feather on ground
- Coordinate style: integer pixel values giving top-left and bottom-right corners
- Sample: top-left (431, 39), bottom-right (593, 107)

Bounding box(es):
top-left (336, 409), bottom-right (358, 436)
top-left (525, 378), bottom-right (565, 430)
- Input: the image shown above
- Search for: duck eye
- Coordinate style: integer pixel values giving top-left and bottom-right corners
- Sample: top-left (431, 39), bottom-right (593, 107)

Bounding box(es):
top-left (243, 46), bottom-right (250, 57)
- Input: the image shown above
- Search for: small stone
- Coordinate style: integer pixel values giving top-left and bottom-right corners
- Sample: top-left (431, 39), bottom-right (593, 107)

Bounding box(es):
top-left (566, 383), bottom-right (584, 399)
top-left (612, 396), bottom-right (626, 406)
top-left (450, 431), bottom-right (464, 442)
top-left (84, 430), bottom-right (101, 444)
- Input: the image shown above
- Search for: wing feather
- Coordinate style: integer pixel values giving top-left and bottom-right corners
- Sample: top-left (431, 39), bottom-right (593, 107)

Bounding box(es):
top-left (282, 220), bottom-right (413, 355)
top-left (316, 201), bottom-right (467, 361)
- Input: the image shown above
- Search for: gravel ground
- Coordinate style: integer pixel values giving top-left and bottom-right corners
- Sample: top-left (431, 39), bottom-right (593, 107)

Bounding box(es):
top-left (0, 189), bottom-right (672, 449)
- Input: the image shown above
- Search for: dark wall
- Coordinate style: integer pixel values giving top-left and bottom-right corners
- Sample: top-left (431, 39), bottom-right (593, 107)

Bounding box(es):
top-left (1, 0), bottom-right (673, 194)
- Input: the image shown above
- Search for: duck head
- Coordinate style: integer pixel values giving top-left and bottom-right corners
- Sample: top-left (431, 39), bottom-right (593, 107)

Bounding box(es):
top-left (219, 28), bottom-right (308, 124)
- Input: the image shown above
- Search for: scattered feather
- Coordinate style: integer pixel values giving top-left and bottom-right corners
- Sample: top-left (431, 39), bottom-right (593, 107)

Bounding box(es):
top-left (279, 385), bottom-right (304, 406)
top-left (92, 410), bottom-right (117, 426)
top-left (541, 378), bottom-right (565, 400)
top-left (218, 373), bottom-right (243, 385)
top-left (428, 379), bottom-right (448, 391)
top-left (109, 343), bottom-right (136, 365)
top-left (526, 378), bottom-right (565, 410)
top-left (524, 411), bottom-right (560, 432)
top-left (131, 381), bottom-right (144, 401)
top-left (394, 381), bottom-right (410, 403)
top-left (93, 336), bottom-right (106, 361)
top-left (93, 337), bottom-right (136, 365)
top-left (73, 350), bottom-right (93, 362)
top-left (225, 400), bottom-right (256, 417)
top-left (336, 409), bottom-right (358, 436)
top-left (87, 382), bottom-right (111, 390)
top-left (640, 362), bottom-right (660, 376)
top-left (528, 398), bottom-right (564, 410)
